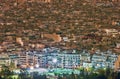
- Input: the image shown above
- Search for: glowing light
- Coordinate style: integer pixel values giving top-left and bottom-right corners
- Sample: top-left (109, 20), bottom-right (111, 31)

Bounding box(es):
top-left (52, 58), bottom-right (57, 63)
top-left (30, 66), bottom-right (34, 70)
top-left (35, 64), bottom-right (39, 68)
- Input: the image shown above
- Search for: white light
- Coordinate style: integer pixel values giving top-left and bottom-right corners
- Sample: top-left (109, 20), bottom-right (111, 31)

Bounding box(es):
top-left (30, 66), bottom-right (34, 70)
top-left (52, 58), bottom-right (57, 63)
top-left (35, 64), bottom-right (39, 68)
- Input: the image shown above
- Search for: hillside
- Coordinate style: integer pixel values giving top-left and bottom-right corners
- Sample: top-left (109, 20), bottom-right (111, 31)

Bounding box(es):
top-left (0, 0), bottom-right (120, 53)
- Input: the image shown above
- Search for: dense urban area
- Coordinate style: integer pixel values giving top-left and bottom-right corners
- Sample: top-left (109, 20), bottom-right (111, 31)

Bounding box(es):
top-left (0, 0), bottom-right (120, 53)
top-left (0, 0), bottom-right (120, 79)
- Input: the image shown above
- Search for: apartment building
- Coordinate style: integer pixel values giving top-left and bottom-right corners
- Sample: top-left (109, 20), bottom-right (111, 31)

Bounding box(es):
top-left (58, 54), bottom-right (81, 68)
top-left (0, 48), bottom-right (118, 70)
top-left (33, 52), bottom-right (81, 68)
top-left (23, 49), bottom-right (118, 69)
top-left (17, 51), bottom-right (39, 68)
top-left (0, 54), bottom-right (10, 66)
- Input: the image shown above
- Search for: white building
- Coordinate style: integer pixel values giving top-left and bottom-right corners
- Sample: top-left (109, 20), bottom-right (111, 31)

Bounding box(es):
top-left (0, 54), bottom-right (10, 66)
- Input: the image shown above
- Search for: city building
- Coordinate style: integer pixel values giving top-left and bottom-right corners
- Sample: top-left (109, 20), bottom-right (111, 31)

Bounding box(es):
top-left (0, 54), bottom-right (10, 66)
top-left (0, 48), bottom-right (118, 70)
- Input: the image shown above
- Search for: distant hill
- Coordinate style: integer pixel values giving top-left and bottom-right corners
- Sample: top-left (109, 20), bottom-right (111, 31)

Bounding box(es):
top-left (0, 0), bottom-right (120, 52)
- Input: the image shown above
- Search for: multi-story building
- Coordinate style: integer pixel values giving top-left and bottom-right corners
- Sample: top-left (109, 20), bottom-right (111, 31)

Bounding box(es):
top-left (0, 54), bottom-right (10, 66)
top-left (9, 54), bottom-right (19, 68)
top-left (18, 53), bottom-right (27, 67)
top-left (37, 54), bottom-right (47, 67)
top-left (80, 53), bottom-right (91, 62)
top-left (91, 51), bottom-right (118, 69)
top-left (22, 49), bottom-right (118, 69)
top-left (35, 53), bottom-right (81, 68)
top-left (58, 54), bottom-right (81, 68)
top-left (2, 48), bottom-right (117, 70)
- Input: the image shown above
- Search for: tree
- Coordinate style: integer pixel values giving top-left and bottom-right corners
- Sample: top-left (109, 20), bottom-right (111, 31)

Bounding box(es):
top-left (9, 62), bottom-right (16, 70)
top-left (0, 65), bottom-right (13, 79)
top-left (105, 67), bottom-right (111, 77)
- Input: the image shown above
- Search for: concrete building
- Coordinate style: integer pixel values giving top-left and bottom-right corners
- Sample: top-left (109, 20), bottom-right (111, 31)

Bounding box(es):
top-left (35, 53), bottom-right (81, 68)
top-left (0, 54), bottom-right (10, 66)
top-left (22, 49), bottom-right (119, 70)
top-left (58, 54), bottom-right (81, 68)
top-left (1, 49), bottom-right (117, 70)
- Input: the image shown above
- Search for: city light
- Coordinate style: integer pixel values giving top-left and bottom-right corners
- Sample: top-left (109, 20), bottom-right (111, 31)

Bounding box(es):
top-left (30, 66), bottom-right (34, 70)
top-left (52, 58), bottom-right (57, 63)
top-left (0, 0), bottom-right (120, 79)
top-left (35, 64), bottom-right (39, 68)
